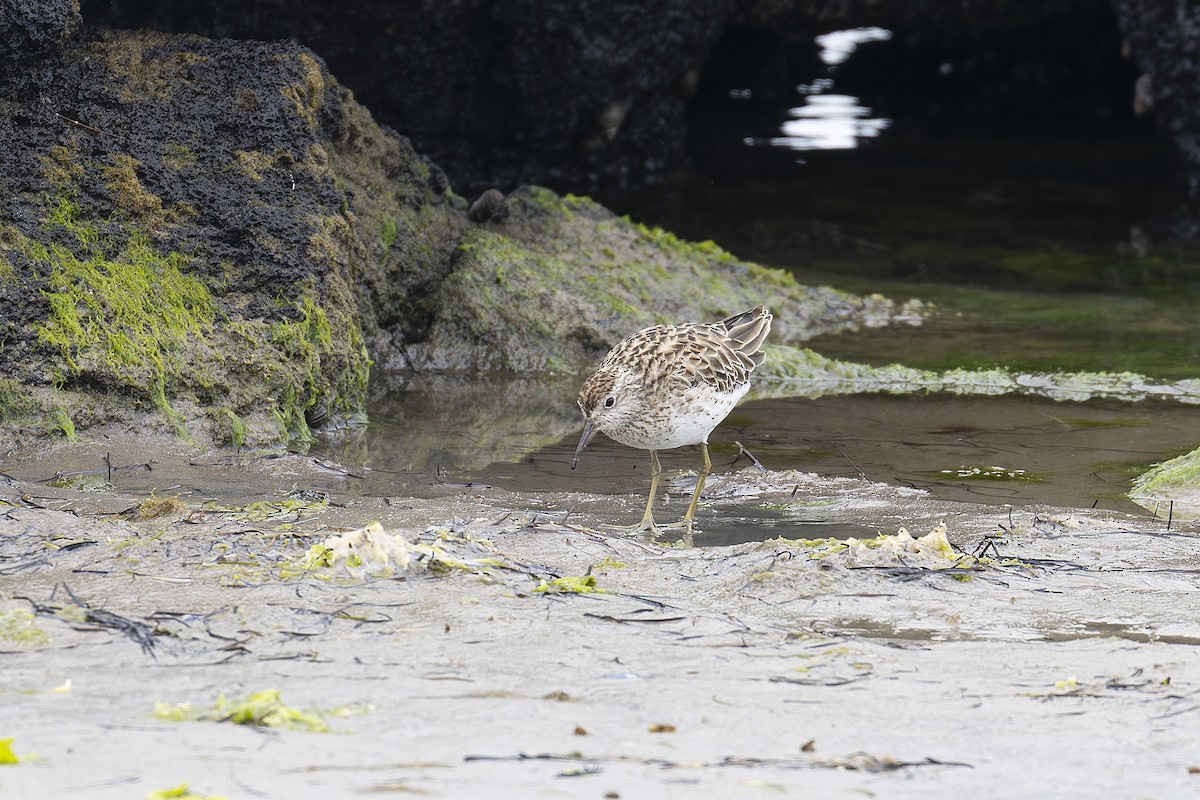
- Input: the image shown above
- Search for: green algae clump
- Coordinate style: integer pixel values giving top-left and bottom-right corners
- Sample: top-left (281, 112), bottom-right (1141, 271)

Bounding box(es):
top-left (533, 575), bottom-right (602, 594)
top-left (1129, 445), bottom-right (1200, 520)
top-left (34, 197), bottom-right (216, 433)
top-left (154, 688), bottom-right (340, 733)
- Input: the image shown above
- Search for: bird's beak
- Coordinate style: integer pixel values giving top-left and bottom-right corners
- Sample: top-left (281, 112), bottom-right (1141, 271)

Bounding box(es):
top-left (571, 420), bottom-right (596, 470)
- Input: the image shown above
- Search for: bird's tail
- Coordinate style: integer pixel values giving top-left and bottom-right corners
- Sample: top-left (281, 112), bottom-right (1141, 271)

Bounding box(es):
top-left (720, 305), bottom-right (772, 360)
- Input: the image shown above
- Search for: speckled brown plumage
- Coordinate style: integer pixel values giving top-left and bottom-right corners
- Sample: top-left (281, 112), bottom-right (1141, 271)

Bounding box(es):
top-left (572, 305), bottom-right (772, 535)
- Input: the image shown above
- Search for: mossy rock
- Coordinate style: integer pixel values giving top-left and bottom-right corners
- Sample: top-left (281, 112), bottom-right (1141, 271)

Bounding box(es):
top-left (1129, 447), bottom-right (1200, 520)
top-left (0, 29), bottom-right (463, 446)
top-left (407, 186), bottom-right (904, 373)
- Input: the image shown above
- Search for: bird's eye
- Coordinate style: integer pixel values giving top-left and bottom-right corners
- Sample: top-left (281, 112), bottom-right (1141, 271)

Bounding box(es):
top-left (604, 396), bottom-right (615, 408)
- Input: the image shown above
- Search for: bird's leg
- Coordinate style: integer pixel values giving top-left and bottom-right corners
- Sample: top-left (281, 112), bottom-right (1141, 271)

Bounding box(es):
top-left (638, 449), bottom-right (662, 530)
top-left (681, 442), bottom-right (711, 534)
top-left (608, 449), bottom-right (661, 534)
top-left (657, 442), bottom-right (711, 538)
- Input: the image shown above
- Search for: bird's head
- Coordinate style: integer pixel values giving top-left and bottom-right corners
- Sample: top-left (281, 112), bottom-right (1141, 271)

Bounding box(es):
top-left (571, 367), bottom-right (640, 469)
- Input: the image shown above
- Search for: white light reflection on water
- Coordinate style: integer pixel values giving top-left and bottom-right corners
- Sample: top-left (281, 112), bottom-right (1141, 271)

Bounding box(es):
top-left (814, 26), bottom-right (892, 65)
top-left (745, 27), bottom-right (893, 152)
top-left (769, 94), bottom-right (890, 150)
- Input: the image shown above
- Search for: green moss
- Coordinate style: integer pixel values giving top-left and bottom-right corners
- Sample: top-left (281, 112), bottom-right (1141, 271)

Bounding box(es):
top-left (280, 52), bottom-right (327, 130)
top-left (232, 149), bottom-right (273, 181)
top-left (34, 196), bottom-right (215, 438)
top-left (101, 154), bottom-right (169, 231)
top-left (216, 407), bottom-right (246, 448)
top-left (267, 291), bottom-right (371, 443)
top-left (380, 217), bottom-right (398, 250)
top-left (0, 608), bottom-right (50, 647)
top-left (46, 407), bottom-right (78, 441)
top-left (1131, 447), bottom-right (1200, 498)
top-left (161, 143), bottom-right (197, 171)
top-left (0, 378), bottom-right (37, 420)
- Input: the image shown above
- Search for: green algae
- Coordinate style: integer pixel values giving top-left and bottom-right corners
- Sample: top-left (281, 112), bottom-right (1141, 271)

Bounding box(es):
top-left (231, 149), bottom-right (274, 181)
top-left (0, 379), bottom-right (37, 421)
top-left (161, 143), bottom-right (197, 171)
top-left (280, 52), bottom-right (327, 131)
top-left (0, 32), bottom-right (398, 448)
top-left (153, 688), bottom-right (351, 733)
top-left (269, 294), bottom-right (331, 442)
top-left (38, 144), bottom-right (84, 190)
top-left (380, 217), bottom-right (398, 250)
top-left (12, 193), bottom-right (368, 446)
top-left (266, 291), bottom-right (370, 441)
top-left (0, 608), bottom-right (50, 648)
top-left (1129, 447), bottom-right (1200, 507)
top-left (99, 32), bottom-right (211, 103)
top-left (34, 197), bottom-right (215, 438)
top-left (298, 522), bottom-right (517, 580)
top-left (417, 186), bottom-right (876, 372)
top-left (533, 575), bottom-right (602, 594)
top-left (46, 407), bottom-right (78, 442)
top-left (101, 154), bottom-right (172, 232)
top-left (205, 494), bottom-right (329, 522)
top-left (146, 783), bottom-right (228, 800)
top-left (215, 407), bottom-right (246, 449)
top-left (756, 342), bottom-right (1200, 405)
top-left (805, 279), bottom-right (1200, 381)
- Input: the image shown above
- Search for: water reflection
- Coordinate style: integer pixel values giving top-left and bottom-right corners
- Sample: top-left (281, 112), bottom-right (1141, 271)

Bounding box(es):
top-left (769, 95), bottom-right (890, 151)
top-left (314, 375), bottom-right (1198, 522)
top-left (814, 26), bottom-right (893, 66)
top-left (745, 27), bottom-right (892, 152)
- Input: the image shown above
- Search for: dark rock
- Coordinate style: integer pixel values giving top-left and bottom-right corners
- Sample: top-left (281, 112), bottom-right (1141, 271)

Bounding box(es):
top-left (1114, 0), bottom-right (1200, 239)
top-left (0, 22), bottom-right (892, 447)
top-left (0, 27), bottom-right (466, 445)
top-left (468, 189), bottom-right (506, 223)
top-left (79, 0), bottom-right (737, 204)
top-left (0, 0), bottom-right (81, 68)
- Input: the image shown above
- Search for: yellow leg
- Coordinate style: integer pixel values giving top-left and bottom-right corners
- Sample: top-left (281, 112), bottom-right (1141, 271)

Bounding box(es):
top-left (609, 449), bottom-right (661, 534)
top-left (640, 449), bottom-right (662, 530)
top-left (681, 441), bottom-right (711, 532)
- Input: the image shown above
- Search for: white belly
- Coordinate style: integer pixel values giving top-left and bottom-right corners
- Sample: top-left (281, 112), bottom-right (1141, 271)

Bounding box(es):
top-left (607, 382), bottom-right (749, 451)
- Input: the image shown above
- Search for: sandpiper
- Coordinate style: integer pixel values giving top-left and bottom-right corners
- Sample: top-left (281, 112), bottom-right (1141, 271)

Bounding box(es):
top-left (571, 305), bottom-right (772, 534)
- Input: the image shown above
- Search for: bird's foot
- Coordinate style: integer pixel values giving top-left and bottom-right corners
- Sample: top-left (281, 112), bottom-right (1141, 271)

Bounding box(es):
top-left (650, 518), bottom-right (696, 548)
top-left (604, 518), bottom-right (697, 547)
top-left (605, 516), bottom-right (660, 535)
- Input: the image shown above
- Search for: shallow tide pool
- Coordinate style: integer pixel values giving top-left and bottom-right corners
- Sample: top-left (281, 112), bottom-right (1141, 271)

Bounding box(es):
top-left (303, 375), bottom-right (1200, 543)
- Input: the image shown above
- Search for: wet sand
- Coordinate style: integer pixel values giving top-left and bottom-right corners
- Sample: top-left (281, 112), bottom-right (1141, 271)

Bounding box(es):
top-left (2, 436), bottom-right (1198, 799)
